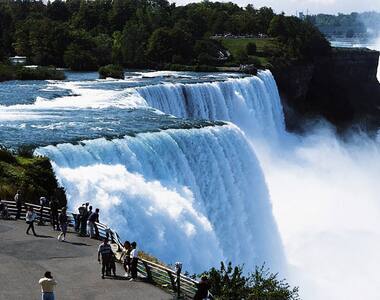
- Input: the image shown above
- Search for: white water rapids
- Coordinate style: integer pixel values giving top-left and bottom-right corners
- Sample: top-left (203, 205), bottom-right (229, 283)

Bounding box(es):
top-left (33, 70), bottom-right (380, 299)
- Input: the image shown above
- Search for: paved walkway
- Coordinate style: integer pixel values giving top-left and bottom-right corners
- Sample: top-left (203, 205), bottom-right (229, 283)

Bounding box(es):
top-left (0, 219), bottom-right (172, 300)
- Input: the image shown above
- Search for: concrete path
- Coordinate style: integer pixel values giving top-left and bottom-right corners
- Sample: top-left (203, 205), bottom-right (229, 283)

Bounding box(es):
top-left (0, 219), bottom-right (172, 300)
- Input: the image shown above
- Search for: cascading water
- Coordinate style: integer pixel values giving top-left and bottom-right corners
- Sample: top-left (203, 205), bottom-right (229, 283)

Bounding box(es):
top-left (24, 67), bottom-right (380, 299)
top-left (35, 124), bottom-right (285, 273)
top-left (136, 70), bottom-right (285, 139)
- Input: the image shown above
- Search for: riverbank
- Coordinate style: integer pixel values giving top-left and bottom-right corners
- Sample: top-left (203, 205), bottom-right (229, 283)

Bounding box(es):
top-left (0, 64), bottom-right (65, 82)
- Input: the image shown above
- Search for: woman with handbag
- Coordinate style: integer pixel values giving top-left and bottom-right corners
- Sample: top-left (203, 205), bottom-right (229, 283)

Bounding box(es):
top-left (26, 206), bottom-right (37, 236)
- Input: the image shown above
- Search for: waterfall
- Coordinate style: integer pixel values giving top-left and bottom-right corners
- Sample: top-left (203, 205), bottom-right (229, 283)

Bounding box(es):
top-left (35, 124), bottom-right (284, 273)
top-left (136, 70), bottom-right (285, 139)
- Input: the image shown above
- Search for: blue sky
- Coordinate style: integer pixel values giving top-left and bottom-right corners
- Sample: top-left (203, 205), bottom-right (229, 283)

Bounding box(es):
top-left (172, 0), bottom-right (380, 15)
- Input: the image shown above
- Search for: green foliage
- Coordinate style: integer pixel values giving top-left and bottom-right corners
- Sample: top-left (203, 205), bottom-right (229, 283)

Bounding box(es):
top-left (0, 64), bottom-right (65, 82)
top-left (98, 64), bottom-right (124, 79)
top-left (146, 27), bottom-right (194, 64)
top-left (234, 48), bottom-right (248, 64)
top-left (0, 146), bottom-right (67, 207)
top-left (246, 42), bottom-right (257, 55)
top-left (268, 16), bottom-right (330, 60)
top-left (0, 0), bottom-right (329, 70)
top-left (15, 67), bottom-right (65, 81)
top-left (201, 262), bottom-right (300, 300)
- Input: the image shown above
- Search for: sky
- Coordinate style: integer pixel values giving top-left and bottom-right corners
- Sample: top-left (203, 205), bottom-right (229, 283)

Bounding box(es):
top-left (172, 0), bottom-right (380, 15)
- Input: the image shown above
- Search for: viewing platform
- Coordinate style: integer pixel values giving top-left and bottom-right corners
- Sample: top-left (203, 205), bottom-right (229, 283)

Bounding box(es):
top-left (0, 219), bottom-right (172, 299)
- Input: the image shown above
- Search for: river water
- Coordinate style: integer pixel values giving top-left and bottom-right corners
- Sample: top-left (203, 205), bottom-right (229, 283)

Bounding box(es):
top-left (1, 68), bottom-right (380, 299)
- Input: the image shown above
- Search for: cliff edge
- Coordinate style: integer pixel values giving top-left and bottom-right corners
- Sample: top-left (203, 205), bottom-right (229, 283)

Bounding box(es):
top-left (274, 47), bottom-right (380, 130)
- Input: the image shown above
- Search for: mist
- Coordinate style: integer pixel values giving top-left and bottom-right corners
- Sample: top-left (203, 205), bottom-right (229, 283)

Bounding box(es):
top-left (252, 125), bottom-right (380, 300)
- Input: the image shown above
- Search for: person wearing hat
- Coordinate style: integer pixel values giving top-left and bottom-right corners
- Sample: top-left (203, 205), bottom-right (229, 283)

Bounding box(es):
top-left (39, 271), bottom-right (57, 300)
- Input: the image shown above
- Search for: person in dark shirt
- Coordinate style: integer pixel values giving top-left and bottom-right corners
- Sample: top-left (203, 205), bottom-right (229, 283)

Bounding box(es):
top-left (79, 202), bottom-right (89, 236)
top-left (50, 198), bottom-right (60, 231)
top-left (98, 238), bottom-right (112, 279)
top-left (88, 208), bottom-right (100, 239)
top-left (194, 276), bottom-right (210, 300)
top-left (57, 207), bottom-right (68, 241)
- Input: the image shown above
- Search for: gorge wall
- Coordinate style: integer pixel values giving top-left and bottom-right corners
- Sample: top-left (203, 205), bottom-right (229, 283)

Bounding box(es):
top-left (274, 48), bottom-right (380, 129)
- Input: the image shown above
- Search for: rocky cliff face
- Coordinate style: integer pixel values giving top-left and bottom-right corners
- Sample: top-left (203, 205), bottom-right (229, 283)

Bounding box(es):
top-left (274, 48), bottom-right (380, 130)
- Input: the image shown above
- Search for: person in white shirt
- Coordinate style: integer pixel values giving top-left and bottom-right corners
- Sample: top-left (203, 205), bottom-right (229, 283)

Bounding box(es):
top-left (26, 206), bottom-right (37, 236)
top-left (39, 271), bottom-right (57, 300)
top-left (130, 241), bottom-right (138, 281)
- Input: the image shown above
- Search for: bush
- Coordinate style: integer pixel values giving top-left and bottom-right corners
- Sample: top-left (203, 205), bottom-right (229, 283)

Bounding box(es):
top-left (16, 67), bottom-right (65, 80)
top-left (201, 262), bottom-right (300, 300)
top-left (0, 64), bottom-right (16, 81)
top-left (0, 146), bottom-right (16, 164)
top-left (98, 64), bottom-right (124, 79)
top-left (171, 55), bottom-right (185, 64)
top-left (234, 48), bottom-right (249, 64)
top-left (246, 42), bottom-right (257, 55)
top-left (198, 52), bottom-right (215, 65)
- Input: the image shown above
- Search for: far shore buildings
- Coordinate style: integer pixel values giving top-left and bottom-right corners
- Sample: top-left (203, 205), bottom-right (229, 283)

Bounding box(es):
top-left (9, 56), bottom-right (27, 65)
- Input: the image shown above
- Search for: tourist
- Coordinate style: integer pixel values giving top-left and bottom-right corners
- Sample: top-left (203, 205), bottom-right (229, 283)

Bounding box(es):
top-left (123, 241), bottom-right (132, 277)
top-left (38, 196), bottom-right (47, 225)
top-left (50, 198), bottom-right (59, 231)
top-left (39, 271), bottom-right (57, 300)
top-left (88, 208), bottom-right (100, 239)
top-left (57, 207), bottom-right (68, 242)
top-left (79, 203), bottom-right (89, 236)
top-left (86, 205), bottom-right (93, 235)
top-left (193, 275), bottom-right (210, 300)
top-left (0, 200), bottom-right (10, 219)
top-left (109, 252), bottom-right (117, 277)
top-left (98, 238), bottom-right (112, 279)
top-left (75, 204), bottom-right (84, 232)
top-left (14, 190), bottom-right (22, 220)
top-left (130, 241), bottom-right (138, 281)
top-left (25, 206), bottom-right (37, 236)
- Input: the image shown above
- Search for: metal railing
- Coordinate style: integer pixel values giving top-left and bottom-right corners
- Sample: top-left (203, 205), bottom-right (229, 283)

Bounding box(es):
top-left (1, 199), bottom-right (201, 299)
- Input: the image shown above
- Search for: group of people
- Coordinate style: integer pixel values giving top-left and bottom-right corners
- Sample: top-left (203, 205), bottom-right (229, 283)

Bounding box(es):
top-left (97, 238), bottom-right (139, 281)
top-left (75, 202), bottom-right (100, 239)
top-left (122, 241), bottom-right (139, 280)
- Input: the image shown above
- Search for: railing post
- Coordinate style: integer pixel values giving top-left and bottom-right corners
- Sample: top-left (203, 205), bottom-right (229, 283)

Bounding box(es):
top-left (175, 262), bottom-right (182, 299)
top-left (142, 260), bottom-right (153, 283)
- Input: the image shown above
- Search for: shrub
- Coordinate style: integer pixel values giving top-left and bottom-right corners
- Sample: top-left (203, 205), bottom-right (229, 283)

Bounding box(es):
top-left (98, 64), bottom-right (124, 79)
top-left (200, 262), bottom-right (300, 300)
top-left (16, 67), bottom-right (65, 80)
top-left (0, 64), bottom-right (16, 81)
top-left (172, 55), bottom-right (185, 64)
top-left (0, 146), bottom-right (16, 164)
top-left (246, 42), bottom-right (257, 55)
top-left (234, 48), bottom-right (249, 64)
top-left (197, 52), bottom-right (215, 65)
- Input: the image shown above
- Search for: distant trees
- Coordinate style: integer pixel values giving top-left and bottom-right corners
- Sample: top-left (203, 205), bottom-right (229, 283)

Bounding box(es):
top-left (0, 0), bottom-right (330, 70)
top-left (268, 15), bottom-right (330, 60)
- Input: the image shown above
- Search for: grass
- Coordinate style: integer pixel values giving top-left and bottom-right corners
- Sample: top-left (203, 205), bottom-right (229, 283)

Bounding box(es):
top-left (218, 37), bottom-right (277, 57)
top-left (216, 37), bottom-right (277, 68)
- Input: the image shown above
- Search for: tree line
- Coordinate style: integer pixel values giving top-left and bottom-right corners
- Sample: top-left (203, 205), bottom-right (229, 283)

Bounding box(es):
top-left (0, 0), bottom-right (330, 71)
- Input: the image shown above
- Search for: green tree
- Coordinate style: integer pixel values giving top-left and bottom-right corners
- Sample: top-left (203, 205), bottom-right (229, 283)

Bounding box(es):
top-left (201, 262), bottom-right (300, 300)
top-left (246, 42), bottom-right (257, 55)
